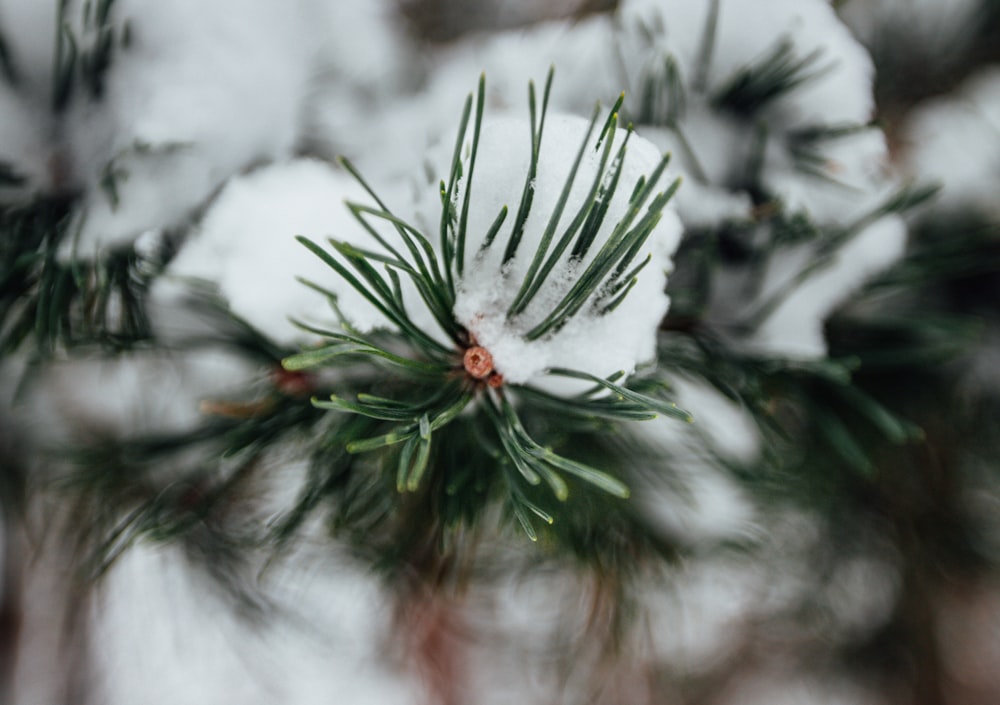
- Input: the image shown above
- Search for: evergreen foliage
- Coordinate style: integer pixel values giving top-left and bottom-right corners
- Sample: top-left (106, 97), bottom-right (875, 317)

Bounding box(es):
top-left (2, 1), bottom-right (999, 703)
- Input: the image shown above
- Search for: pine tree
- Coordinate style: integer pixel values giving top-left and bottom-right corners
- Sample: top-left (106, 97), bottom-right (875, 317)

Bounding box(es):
top-left (2, 1), bottom-right (1000, 704)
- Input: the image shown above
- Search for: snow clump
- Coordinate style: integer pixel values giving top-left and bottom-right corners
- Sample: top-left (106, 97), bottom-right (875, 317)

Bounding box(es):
top-left (443, 114), bottom-right (684, 388)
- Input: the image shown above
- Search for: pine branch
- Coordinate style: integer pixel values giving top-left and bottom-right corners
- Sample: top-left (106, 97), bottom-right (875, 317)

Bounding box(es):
top-left (278, 73), bottom-right (687, 540)
top-left (747, 183), bottom-right (939, 329)
top-left (712, 38), bottom-right (830, 116)
top-left (0, 198), bottom-right (159, 356)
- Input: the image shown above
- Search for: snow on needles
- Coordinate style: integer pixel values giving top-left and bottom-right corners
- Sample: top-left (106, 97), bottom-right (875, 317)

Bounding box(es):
top-left (66, 0), bottom-right (323, 252)
top-left (157, 159), bottom-right (391, 345)
top-left (0, 0), bottom-right (414, 252)
top-left (446, 114), bottom-right (683, 389)
top-left (379, 1), bottom-right (903, 361)
top-left (169, 109), bottom-right (682, 395)
top-left (618, 0), bottom-right (889, 225)
top-left (746, 215), bottom-right (908, 359)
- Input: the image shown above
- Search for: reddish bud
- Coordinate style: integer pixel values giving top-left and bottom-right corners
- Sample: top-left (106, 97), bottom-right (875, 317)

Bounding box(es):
top-left (463, 346), bottom-right (494, 379)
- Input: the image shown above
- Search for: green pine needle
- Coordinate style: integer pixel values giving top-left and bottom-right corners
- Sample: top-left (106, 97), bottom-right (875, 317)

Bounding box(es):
top-left (712, 39), bottom-right (830, 116)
